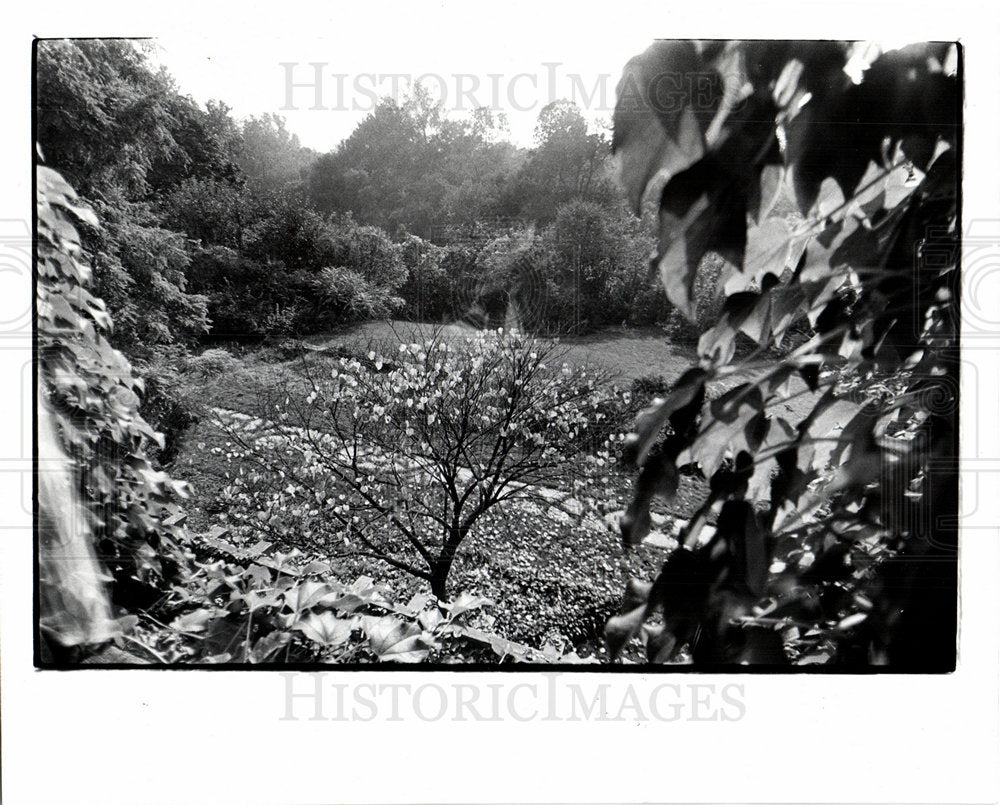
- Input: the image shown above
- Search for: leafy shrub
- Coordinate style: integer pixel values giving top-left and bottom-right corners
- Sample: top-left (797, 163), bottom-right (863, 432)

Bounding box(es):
top-left (608, 40), bottom-right (958, 668)
top-left (537, 200), bottom-right (658, 333)
top-left (182, 347), bottom-right (241, 377)
top-left (310, 265), bottom-right (403, 325)
top-left (133, 351), bottom-right (200, 466)
top-left (188, 212), bottom-right (409, 339)
top-left (397, 235), bottom-right (458, 321)
top-left (37, 165), bottom-right (193, 651)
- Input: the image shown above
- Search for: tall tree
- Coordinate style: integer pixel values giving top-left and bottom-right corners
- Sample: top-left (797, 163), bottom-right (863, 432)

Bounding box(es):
top-left (513, 100), bottom-right (617, 223)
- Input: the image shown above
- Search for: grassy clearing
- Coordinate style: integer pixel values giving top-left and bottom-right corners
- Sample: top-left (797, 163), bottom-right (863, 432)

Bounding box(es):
top-left (303, 319), bottom-right (699, 388)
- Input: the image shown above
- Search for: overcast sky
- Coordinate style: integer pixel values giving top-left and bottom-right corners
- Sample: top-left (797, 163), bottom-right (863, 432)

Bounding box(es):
top-left (150, 11), bottom-right (654, 153)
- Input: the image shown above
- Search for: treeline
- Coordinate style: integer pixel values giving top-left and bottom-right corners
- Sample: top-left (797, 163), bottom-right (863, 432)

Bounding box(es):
top-left (36, 40), bottom-right (666, 357)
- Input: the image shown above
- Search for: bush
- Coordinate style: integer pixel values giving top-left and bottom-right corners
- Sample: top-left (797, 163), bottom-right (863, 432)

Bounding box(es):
top-left (189, 213), bottom-right (409, 339)
top-left (183, 347), bottom-right (241, 378)
top-left (397, 236), bottom-right (460, 322)
top-left (133, 349), bottom-right (201, 466)
top-left (535, 200), bottom-right (657, 333)
top-left (310, 265), bottom-right (403, 326)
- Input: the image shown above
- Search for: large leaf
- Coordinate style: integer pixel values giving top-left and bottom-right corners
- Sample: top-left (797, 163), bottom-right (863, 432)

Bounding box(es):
top-left (446, 591), bottom-right (494, 619)
top-left (691, 383), bottom-right (765, 478)
top-left (655, 160), bottom-right (747, 320)
top-left (613, 41), bottom-right (710, 212)
top-left (743, 218), bottom-right (794, 287)
top-left (623, 367), bottom-right (708, 468)
top-left (361, 615), bottom-right (431, 662)
top-left (281, 581), bottom-right (339, 613)
top-left (294, 611), bottom-right (357, 648)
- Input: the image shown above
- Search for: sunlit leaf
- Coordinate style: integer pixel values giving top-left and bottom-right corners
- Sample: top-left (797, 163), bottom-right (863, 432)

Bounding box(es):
top-left (295, 611), bottom-right (357, 647)
top-left (361, 615), bottom-right (428, 662)
top-left (655, 161), bottom-right (746, 320)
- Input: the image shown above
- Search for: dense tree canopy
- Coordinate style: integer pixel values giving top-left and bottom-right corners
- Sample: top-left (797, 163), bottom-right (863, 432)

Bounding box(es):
top-left (36, 40), bottom-right (644, 354)
top-left (306, 87), bottom-right (526, 237)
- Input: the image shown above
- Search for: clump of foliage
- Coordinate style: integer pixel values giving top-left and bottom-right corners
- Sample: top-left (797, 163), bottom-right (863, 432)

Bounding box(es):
top-left (533, 199), bottom-right (663, 333)
top-left (36, 39), bottom-right (216, 358)
top-left (395, 235), bottom-right (454, 321)
top-left (157, 532), bottom-right (594, 663)
top-left (37, 165), bottom-right (193, 646)
top-left (211, 330), bottom-right (622, 600)
top-left (461, 201), bottom-right (665, 334)
top-left (607, 40), bottom-right (959, 669)
top-left (133, 355), bottom-right (199, 466)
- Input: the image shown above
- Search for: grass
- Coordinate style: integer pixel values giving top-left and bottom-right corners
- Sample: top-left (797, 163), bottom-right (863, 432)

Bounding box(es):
top-left (301, 319), bottom-right (699, 388)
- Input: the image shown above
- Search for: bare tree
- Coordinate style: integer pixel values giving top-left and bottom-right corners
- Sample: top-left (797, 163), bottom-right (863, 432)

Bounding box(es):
top-left (216, 329), bottom-right (620, 599)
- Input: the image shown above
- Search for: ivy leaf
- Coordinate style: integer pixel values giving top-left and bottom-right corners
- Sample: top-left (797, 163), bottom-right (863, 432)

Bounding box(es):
top-left (250, 630), bottom-right (292, 663)
top-left (245, 564), bottom-right (272, 588)
top-left (655, 160), bottom-right (747, 320)
top-left (623, 367), bottom-right (707, 468)
top-left (362, 616), bottom-right (430, 662)
top-left (418, 607), bottom-right (444, 631)
top-left (692, 383), bottom-right (765, 478)
top-left (295, 611), bottom-right (357, 647)
top-left (328, 575), bottom-right (392, 612)
top-left (446, 591), bottom-right (494, 619)
top-left (743, 217), bottom-right (793, 287)
top-left (240, 589), bottom-right (283, 613)
top-left (282, 581), bottom-right (338, 613)
top-left (698, 318), bottom-right (739, 365)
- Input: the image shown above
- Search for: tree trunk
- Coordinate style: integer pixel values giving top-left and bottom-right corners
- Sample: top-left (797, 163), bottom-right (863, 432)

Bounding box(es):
top-left (430, 564), bottom-right (450, 602)
top-left (429, 526), bottom-right (465, 601)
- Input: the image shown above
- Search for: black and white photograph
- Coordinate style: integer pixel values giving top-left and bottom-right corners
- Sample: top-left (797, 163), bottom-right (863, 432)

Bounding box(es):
top-left (3, 2), bottom-right (999, 803)
top-left (32, 33), bottom-right (962, 669)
